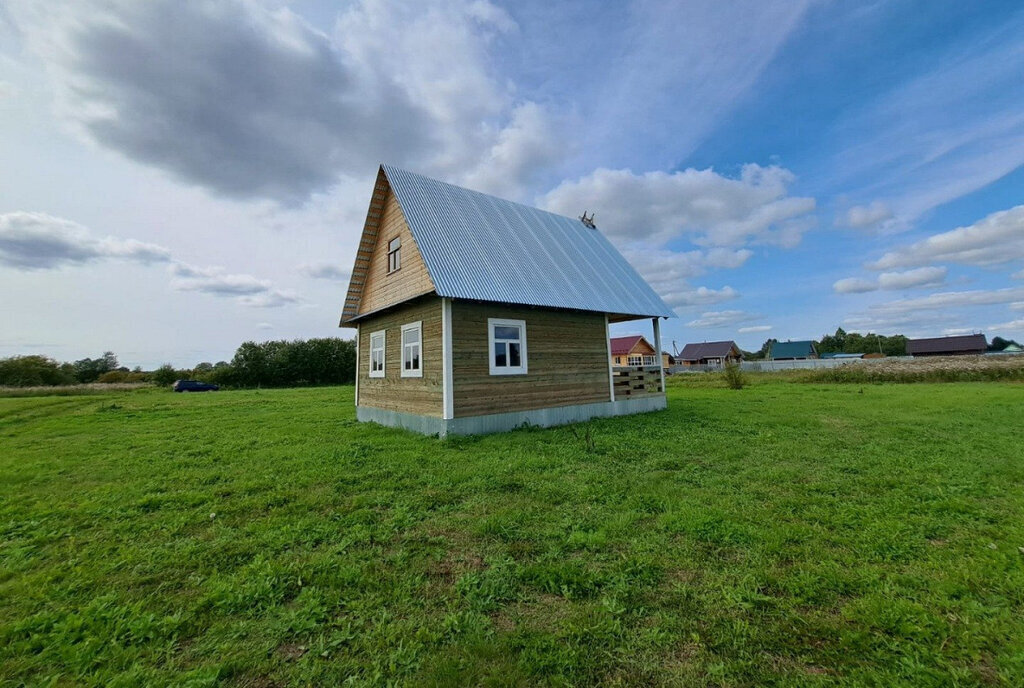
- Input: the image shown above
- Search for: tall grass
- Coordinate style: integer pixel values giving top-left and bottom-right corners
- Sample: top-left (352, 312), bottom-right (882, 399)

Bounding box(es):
top-left (798, 355), bottom-right (1024, 384)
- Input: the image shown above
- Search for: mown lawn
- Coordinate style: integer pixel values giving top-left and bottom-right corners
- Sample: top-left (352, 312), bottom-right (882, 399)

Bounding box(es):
top-left (1, 381), bottom-right (1022, 686)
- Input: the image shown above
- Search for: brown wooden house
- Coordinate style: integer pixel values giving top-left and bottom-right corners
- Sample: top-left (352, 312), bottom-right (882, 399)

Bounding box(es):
top-left (677, 340), bottom-right (742, 367)
top-left (609, 335), bottom-right (658, 367)
top-left (340, 165), bottom-right (674, 436)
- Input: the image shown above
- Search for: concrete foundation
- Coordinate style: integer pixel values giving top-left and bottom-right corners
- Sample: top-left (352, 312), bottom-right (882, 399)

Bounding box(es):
top-left (356, 395), bottom-right (667, 437)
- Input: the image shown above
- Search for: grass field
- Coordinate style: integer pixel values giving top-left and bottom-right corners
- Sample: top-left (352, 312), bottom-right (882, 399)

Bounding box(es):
top-left (2, 380), bottom-right (1023, 686)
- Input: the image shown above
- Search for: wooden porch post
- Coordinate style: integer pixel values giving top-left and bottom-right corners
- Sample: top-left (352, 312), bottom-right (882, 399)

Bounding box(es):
top-left (652, 317), bottom-right (665, 393)
top-left (605, 314), bottom-right (615, 402)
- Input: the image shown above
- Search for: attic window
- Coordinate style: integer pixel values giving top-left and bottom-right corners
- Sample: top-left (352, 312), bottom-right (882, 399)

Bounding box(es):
top-left (387, 237), bottom-right (401, 273)
top-left (488, 318), bottom-right (527, 375)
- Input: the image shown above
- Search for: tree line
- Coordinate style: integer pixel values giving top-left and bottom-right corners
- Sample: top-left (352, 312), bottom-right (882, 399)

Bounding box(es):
top-left (0, 338), bottom-right (356, 388)
top-left (742, 328), bottom-right (1021, 360)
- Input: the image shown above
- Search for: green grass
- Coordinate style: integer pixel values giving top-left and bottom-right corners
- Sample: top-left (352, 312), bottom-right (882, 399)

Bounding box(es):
top-left (1, 382), bottom-right (1023, 686)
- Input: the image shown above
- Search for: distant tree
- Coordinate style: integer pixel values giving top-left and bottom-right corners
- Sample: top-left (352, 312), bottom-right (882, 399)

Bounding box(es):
top-left (229, 338), bottom-right (356, 387)
top-left (989, 336), bottom-right (1022, 352)
top-left (0, 355), bottom-right (75, 386)
top-left (151, 364), bottom-right (180, 387)
top-left (745, 338), bottom-right (777, 361)
top-left (72, 351), bottom-right (119, 383)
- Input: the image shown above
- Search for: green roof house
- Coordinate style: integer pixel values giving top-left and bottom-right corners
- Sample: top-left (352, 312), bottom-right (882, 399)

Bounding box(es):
top-left (770, 340), bottom-right (818, 360)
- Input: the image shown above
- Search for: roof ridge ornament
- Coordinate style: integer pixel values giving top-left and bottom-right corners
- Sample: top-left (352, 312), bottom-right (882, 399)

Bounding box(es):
top-left (578, 211), bottom-right (596, 229)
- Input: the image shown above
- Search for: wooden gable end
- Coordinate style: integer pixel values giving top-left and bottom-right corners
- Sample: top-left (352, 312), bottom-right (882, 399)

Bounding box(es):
top-left (341, 168), bottom-right (435, 323)
top-left (629, 338), bottom-right (656, 356)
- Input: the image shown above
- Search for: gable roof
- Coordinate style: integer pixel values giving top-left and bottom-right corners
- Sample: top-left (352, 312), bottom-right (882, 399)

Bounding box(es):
top-left (610, 335), bottom-right (649, 356)
top-left (342, 165), bottom-right (674, 323)
top-left (906, 334), bottom-right (987, 355)
top-left (770, 340), bottom-right (817, 358)
top-left (678, 341), bottom-right (738, 361)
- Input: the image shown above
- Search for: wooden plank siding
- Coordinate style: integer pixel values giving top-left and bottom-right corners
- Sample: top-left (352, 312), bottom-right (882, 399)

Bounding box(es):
top-left (357, 296), bottom-right (443, 417)
top-left (450, 301), bottom-right (611, 417)
top-left (357, 187), bottom-right (435, 316)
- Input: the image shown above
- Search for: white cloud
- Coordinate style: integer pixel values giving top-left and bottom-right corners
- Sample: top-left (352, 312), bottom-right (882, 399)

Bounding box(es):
top-left (170, 263), bottom-right (270, 296)
top-left (542, 164), bottom-right (815, 248)
top-left (989, 319), bottom-right (1024, 333)
top-left (835, 266), bottom-right (947, 293)
top-left (12, 0), bottom-right (561, 204)
top-left (738, 325), bottom-right (772, 334)
top-left (238, 290), bottom-right (300, 308)
top-left (665, 286), bottom-right (739, 308)
top-left (0, 211), bottom-right (170, 269)
top-left (839, 201), bottom-right (892, 230)
top-left (170, 262), bottom-right (297, 308)
top-left (871, 205), bottom-right (1024, 269)
top-left (299, 262), bottom-right (350, 281)
top-left (686, 310), bottom-right (756, 328)
top-left (877, 266), bottom-right (947, 290)
top-left (1011, 302), bottom-right (1024, 311)
top-left (833, 277), bottom-right (877, 294)
top-left (256, 322), bottom-right (274, 330)
top-left (870, 287), bottom-right (1024, 315)
top-left (1013, 269), bottom-right (1024, 280)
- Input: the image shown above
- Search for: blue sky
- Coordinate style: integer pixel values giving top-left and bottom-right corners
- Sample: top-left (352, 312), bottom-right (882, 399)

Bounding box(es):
top-left (1, 0), bottom-right (1023, 367)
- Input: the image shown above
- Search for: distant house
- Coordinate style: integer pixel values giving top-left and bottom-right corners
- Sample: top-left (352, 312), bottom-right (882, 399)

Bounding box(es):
top-left (770, 340), bottom-right (818, 360)
top-left (340, 165), bottom-right (674, 436)
top-left (662, 351), bottom-right (676, 370)
top-left (610, 335), bottom-right (658, 367)
top-left (906, 334), bottom-right (987, 357)
top-left (678, 341), bottom-right (742, 367)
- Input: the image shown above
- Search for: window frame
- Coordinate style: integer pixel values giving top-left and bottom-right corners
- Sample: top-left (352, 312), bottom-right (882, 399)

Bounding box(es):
top-left (369, 330), bottom-right (386, 378)
top-left (488, 318), bottom-right (528, 376)
top-left (400, 321), bottom-right (423, 378)
top-left (643, 354), bottom-right (656, 366)
top-left (387, 237), bottom-right (401, 274)
top-left (627, 354), bottom-right (642, 366)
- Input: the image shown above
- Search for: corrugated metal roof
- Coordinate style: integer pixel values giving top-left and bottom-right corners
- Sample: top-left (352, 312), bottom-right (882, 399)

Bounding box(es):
top-left (770, 340), bottom-right (817, 359)
top-left (905, 334), bottom-right (987, 355)
top-left (678, 341), bottom-right (738, 360)
top-left (383, 165), bottom-right (674, 319)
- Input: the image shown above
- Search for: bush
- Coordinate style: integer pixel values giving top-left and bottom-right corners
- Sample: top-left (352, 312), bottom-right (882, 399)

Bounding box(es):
top-left (150, 364), bottom-right (181, 387)
top-left (722, 361), bottom-right (746, 390)
top-left (96, 370), bottom-right (148, 384)
top-left (0, 355), bottom-right (75, 387)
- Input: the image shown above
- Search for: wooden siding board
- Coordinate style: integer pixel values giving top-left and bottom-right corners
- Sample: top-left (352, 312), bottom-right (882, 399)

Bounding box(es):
top-left (356, 297), bottom-right (443, 417)
top-left (450, 302), bottom-right (611, 418)
top-left (358, 188), bottom-right (436, 315)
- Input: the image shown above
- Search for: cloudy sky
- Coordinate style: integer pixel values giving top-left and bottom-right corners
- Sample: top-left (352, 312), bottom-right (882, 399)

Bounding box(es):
top-left (2, 0), bottom-right (1023, 367)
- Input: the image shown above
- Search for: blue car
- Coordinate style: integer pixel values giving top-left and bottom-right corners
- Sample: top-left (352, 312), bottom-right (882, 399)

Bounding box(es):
top-left (172, 380), bottom-right (219, 392)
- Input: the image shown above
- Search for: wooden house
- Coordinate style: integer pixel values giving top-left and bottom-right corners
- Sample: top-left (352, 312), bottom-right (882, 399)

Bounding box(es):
top-left (609, 335), bottom-right (658, 367)
top-left (340, 165), bottom-right (674, 436)
top-left (677, 340), bottom-right (742, 367)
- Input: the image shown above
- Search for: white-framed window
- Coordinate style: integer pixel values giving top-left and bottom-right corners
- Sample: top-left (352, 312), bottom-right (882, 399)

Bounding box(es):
top-left (488, 318), bottom-right (527, 375)
top-left (387, 237), bottom-right (401, 273)
top-left (369, 330), bottom-right (386, 378)
top-left (627, 354), bottom-right (642, 366)
top-left (643, 355), bottom-right (656, 366)
top-left (401, 321), bottom-right (422, 377)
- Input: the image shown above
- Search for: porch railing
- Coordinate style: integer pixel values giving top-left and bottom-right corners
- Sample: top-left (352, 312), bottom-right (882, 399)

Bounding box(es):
top-left (612, 366), bottom-right (663, 398)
